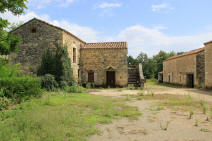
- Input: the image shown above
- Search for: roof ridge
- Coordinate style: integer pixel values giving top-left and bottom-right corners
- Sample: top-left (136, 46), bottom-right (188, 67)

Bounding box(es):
top-left (11, 18), bottom-right (86, 44)
top-left (164, 48), bottom-right (204, 62)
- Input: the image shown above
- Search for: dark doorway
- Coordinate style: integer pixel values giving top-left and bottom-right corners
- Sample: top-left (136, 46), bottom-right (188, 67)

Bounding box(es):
top-left (187, 74), bottom-right (194, 88)
top-left (168, 75), bottom-right (171, 83)
top-left (88, 71), bottom-right (94, 83)
top-left (106, 71), bottom-right (115, 87)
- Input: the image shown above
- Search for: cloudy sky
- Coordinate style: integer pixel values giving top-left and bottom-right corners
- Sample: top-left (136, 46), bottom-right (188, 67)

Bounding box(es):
top-left (1, 0), bottom-right (212, 57)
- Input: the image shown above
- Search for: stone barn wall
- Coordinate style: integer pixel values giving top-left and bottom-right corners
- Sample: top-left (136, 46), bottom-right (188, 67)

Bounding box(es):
top-left (9, 19), bottom-right (63, 75)
top-left (80, 48), bottom-right (128, 87)
top-left (62, 31), bottom-right (85, 82)
top-left (205, 42), bottom-right (212, 88)
top-left (163, 53), bottom-right (198, 87)
top-left (196, 51), bottom-right (205, 88)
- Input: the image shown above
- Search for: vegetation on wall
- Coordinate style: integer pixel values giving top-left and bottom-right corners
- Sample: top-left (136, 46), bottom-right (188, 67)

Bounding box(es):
top-left (128, 50), bottom-right (182, 79)
top-left (37, 46), bottom-right (73, 89)
top-left (0, 0), bottom-right (27, 55)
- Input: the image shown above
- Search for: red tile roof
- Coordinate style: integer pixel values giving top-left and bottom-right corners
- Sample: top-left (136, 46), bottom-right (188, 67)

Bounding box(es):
top-left (82, 42), bottom-right (127, 49)
top-left (164, 48), bottom-right (204, 62)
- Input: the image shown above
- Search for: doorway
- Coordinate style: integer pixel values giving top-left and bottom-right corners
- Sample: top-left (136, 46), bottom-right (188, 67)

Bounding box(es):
top-left (106, 71), bottom-right (115, 87)
top-left (88, 71), bottom-right (94, 83)
top-left (186, 74), bottom-right (194, 88)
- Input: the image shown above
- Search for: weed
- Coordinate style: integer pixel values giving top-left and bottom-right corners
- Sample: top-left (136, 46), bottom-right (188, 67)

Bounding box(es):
top-left (210, 106), bottom-right (212, 119)
top-left (195, 120), bottom-right (199, 127)
top-left (136, 97), bottom-right (142, 100)
top-left (151, 92), bottom-right (155, 97)
top-left (160, 121), bottom-right (170, 131)
top-left (202, 104), bottom-right (208, 115)
top-left (189, 110), bottom-right (194, 119)
top-left (125, 94), bottom-right (131, 101)
top-left (200, 128), bottom-right (210, 132)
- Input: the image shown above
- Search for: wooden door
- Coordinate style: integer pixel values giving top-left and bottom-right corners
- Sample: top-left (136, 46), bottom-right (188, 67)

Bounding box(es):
top-left (88, 71), bottom-right (94, 83)
top-left (106, 71), bottom-right (115, 87)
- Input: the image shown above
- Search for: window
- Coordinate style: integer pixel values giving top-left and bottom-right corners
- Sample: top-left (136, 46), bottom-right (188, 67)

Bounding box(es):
top-left (31, 27), bottom-right (37, 33)
top-left (73, 48), bottom-right (76, 63)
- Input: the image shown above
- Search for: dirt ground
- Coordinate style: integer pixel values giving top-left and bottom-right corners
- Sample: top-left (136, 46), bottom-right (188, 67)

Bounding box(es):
top-left (88, 85), bottom-right (212, 141)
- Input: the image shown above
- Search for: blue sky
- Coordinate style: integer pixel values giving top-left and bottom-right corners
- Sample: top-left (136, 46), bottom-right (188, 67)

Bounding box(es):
top-left (2, 0), bottom-right (212, 57)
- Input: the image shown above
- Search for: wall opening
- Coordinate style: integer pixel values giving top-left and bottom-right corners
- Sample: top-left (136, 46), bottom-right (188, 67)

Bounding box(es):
top-left (106, 71), bottom-right (115, 87)
top-left (88, 71), bottom-right (94, 83)
top-left (186, 74), bottom-right (194, 88)
top-left (31, 27), bottom-right (37, 33)
top-left (73, 48), bottom-right (76, 63)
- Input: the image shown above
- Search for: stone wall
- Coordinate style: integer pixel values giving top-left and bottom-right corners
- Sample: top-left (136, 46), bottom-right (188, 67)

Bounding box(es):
top-left (80, 48), bottom-right (128, 87)
top-left (9, 19), bottom-right (63, 75)
top-left (163, 54), bottom-right (198, 86)
top-left (205, 42), bottom-right (212, 88)
top-left (62, 31), bottom-right (85, 82)
top-left (196, 51), bottom-right (205, 88)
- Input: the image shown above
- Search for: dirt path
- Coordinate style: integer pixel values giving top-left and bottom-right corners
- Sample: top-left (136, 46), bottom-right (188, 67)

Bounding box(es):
top-left (88, 86), bottom-right (212, 141)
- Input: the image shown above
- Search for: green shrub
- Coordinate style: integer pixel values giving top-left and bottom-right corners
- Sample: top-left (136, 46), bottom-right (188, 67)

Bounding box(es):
top-left (65, 84), bottom-right (84, 93)
top-left (0, 61), bottom-right (21, 77)
top-left (59, 81), bottom-right (68, 90)
top-left (41, 74), bottom-right (58, 91)
top-left (0, 77), bottom-right (42, 102)
top-left (86, 83), bottom-right (94, 89)
top-left (0, 97), bottom-right (11, 110)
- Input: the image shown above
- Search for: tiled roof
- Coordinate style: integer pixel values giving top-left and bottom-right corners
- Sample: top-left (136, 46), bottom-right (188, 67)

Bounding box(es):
top-left (11, 18), bottom-right (86, 44)
top-left (82, 42), bottom-right (127, 49)
top-left (164, 48), bottom-right (204, 62)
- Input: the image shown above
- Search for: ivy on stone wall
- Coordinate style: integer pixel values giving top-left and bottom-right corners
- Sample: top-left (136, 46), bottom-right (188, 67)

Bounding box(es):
top-left (37, 45), bottom-right (73, 87)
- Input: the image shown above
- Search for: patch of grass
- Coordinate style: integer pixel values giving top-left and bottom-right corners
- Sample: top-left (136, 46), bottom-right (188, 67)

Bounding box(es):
top-left (146, 79), bottom-right (183, 88)
top-left (200, 128), bottom-right (210, 132)
top-left (160, 121), bottom-right (170, 131)
top-left (210, 106), bottom-right (212, 119)
top-left (189, 110), bottom-right (194, 119)
top-left (148, 106), bottom-right (164, 111)
top-left (0, 93), bottom-right (141, 141)
top-left (195, 120), bottom-right (199, 127)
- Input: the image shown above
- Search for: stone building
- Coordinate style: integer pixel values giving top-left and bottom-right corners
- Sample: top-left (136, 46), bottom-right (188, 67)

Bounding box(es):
top-left (162, 41), bottom-right (212, 88)
top-left (9, 18), bottom-right (130, 87)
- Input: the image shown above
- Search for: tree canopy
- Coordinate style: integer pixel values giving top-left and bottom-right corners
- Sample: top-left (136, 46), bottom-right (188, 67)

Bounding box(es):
top-left (0, 0), bottom-right (27, 55)
top-left (128, 50), bottom-right (179, 79)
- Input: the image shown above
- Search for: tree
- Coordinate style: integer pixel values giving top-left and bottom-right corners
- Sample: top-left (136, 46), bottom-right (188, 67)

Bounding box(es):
top-left (37, 46), bottom-right (73, 86)
top-left (0, 0), bottom-right (27, 55)
top-left (128, 55), bottom-right (137, 67)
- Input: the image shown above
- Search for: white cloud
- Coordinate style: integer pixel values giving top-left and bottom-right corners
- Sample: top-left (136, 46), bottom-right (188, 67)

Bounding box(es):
top-left (114, 25), bottom-right (212, 57)
top-left (0, 11), bottom-right (99, 42)
top-left (1, 11), bottom-right (212, 57)
top-left (98, 2), bottom-right (122, 8)
top-left (152, 3), bottom-right (174, 12)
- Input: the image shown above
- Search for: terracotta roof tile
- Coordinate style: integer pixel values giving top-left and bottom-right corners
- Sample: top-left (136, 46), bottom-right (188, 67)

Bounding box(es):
top-left (204, 40), bottom-right (212, 45)
top-left (164, 48), bottom-right (204, 62)
top-left (82, 42), bottom-right (127, 49)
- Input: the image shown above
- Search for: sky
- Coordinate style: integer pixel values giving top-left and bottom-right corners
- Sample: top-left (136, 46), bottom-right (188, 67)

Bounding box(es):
top-left (1, 0), bottom-right (212, 57)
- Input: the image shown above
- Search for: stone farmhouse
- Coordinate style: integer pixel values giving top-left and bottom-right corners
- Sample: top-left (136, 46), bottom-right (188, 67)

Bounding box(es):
top-left (9, 18), bottom-right (144, 87)
top-left (161, 41), bottom-right (212, 88)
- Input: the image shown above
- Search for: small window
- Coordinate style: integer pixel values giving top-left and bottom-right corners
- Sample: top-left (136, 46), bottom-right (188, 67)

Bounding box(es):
top-left (73, 48), bottom-right (76, 63)
top-left (31, 28), bottom-right (37, 33)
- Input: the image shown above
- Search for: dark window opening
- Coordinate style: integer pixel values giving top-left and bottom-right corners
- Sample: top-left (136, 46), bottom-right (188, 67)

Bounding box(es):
top-left (31, 28), bottom-right (37, 33)
top-left (73, 48), bottom-right (76, 63)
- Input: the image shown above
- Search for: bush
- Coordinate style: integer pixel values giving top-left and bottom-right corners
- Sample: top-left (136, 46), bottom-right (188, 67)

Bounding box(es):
top-left (0, 77), bottom-right (42, 103)
top-left (41, 74), bottom-right (58, 91)
top-left (0, 97), bottom-right (11, 110)
top-left (86, 83), bottom-right (94, 89)
top-left (65, 84), bottom-right (84, 93)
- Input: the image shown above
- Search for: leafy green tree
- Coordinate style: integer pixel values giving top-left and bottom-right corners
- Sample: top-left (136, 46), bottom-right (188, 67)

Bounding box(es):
top-left (128, 55), bottom-right (137, 67)
top-left (0, 0), bottom-right (27, 55)
top-left (37, 46), bottom-right (73, 86)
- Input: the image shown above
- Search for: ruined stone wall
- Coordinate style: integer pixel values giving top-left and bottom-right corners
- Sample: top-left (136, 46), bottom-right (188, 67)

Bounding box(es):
top-left (62, 31), bottom-right (85, 82)
top-left (196, 51), bottom-right (205, 88)
top-left (9, 19), bottom-right (63, 75)
top-left (163, 54), bottom-right (198, 86)
top-left (205, 42), bottom-right (212, 88)
top-left (80, 48), bottom-right (128, 87)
